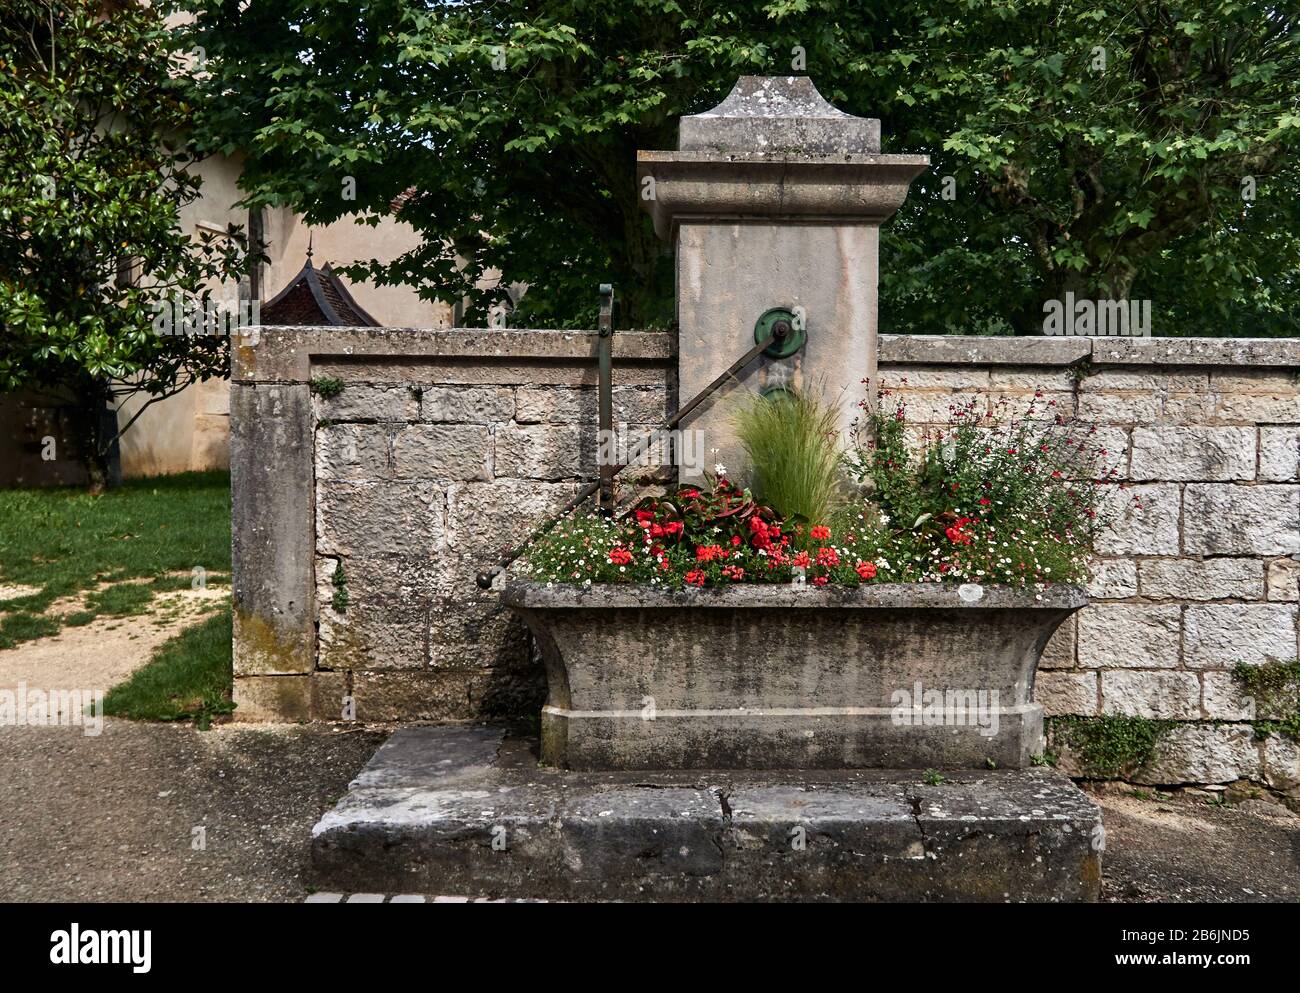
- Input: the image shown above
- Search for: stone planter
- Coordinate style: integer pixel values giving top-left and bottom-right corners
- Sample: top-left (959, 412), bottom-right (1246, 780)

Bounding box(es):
top-left (503, 581), bottom-right (1086, 771)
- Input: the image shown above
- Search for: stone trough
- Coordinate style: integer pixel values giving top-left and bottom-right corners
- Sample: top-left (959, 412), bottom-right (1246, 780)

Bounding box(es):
top-left (505, 581), bottom-right (1085, 772)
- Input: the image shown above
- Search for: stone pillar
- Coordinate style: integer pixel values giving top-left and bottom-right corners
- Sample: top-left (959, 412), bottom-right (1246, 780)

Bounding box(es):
top-left (637, 76), bottom-right (927, 479)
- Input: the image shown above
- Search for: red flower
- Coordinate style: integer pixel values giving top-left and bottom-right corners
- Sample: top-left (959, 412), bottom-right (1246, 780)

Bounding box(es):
top-left (810, 525), bottom-right (831, 540)
top-left (812, 575), bottom-right (829, 586)
top-left (662, 521), bottom-right (683, 537)
top-left (730, 535), bottom-right (742, 547)
top-left (684, 569), bottom-right (706, 587)
top-left (945, 516), bottom-right (974, 545)
top-left (696, 544), bottom-right (725, 562)
top-left (979, 497), bottom-right (991, 506)
top-left (792, 551), bottom-right (811, 569)
top-left (855, 561), bottom-right (877, 580)
top-left (816, 547), bottom-right (839, 567)
top-left (634, 509), bottom-right (655, 525)
top-left (649, 523), bottom-right (665, 538)
top-left (609, 547), bottom-right (632, 565)
top-left (722, 564), bottom-right (745, 581)
top-left (681, 489), bottom-right (700, 499)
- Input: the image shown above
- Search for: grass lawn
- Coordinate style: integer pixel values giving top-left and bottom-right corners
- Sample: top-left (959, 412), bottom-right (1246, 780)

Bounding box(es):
top-left (0, 471), bottom-right (235, 725)
top-left (0, 471), bottom-right (231, 648)
top-left (103, 605), bottom-right (234, 728)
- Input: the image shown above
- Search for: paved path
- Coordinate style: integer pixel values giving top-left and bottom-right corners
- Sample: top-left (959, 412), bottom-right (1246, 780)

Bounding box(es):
top-left (0, 719), bottom-right (1294, 902)
top-left (0, 720), bottom-right (384, 902)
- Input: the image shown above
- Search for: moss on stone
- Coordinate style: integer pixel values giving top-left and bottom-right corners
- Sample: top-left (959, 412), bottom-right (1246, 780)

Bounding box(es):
top-left (1047, 714), bottom-right (1174, 778)
top-left (1235, 658), bottom-right (1300, 741)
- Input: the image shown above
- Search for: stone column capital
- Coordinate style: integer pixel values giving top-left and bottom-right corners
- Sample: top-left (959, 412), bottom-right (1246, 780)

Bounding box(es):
top-left (636, 151), bottom-right (930, 240)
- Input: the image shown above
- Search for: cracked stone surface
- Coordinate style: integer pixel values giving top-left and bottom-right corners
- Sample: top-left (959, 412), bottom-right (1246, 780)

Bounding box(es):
top-left (311, 726), bottom-right (1103, 902)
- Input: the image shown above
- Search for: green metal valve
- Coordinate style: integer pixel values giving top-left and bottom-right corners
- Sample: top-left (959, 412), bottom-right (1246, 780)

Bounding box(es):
top-left (753, 307), bottom-right (806, 359)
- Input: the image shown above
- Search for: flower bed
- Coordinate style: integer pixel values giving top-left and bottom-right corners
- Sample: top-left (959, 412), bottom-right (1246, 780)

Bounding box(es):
top-left (521, 386), bottom-right (1126, 589)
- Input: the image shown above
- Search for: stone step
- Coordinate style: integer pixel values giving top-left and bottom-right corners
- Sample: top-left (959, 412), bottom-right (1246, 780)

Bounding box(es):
top-left (311, 726), bottom-right (1103, 902)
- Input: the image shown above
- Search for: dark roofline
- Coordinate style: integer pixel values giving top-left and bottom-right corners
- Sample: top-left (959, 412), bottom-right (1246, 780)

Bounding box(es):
top-left (261, 257), bottom-right (380, 326)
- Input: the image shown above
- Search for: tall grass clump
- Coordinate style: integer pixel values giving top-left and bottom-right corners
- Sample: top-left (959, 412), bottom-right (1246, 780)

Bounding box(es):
top-left (733, 388), bottom-right (845, 526)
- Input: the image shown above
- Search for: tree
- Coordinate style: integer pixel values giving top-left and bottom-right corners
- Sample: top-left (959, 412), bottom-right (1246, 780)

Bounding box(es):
top-left (0, 0), bottom-right (245, 490)
top-left (183, 1), bottom-right (1299, 335)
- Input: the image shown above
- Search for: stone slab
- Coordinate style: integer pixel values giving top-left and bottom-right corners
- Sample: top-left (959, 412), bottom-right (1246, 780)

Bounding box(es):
top-left (311, 726), bottom-right (1103, 902)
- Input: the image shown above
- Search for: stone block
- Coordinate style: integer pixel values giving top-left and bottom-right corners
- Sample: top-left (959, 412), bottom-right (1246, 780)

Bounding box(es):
top-left (1262, 734), bottom-right (1300, 794)
top-left (1183, 603), bottom-right (1297, 668)
top-left (1129, 426), bottom-right (1255, 481)
top-left (350, 668), bottom-right (541, 722)
top-left (391, 424), bottom-right (492, 481)
top-left (231, 383), bottom-right (315, 677)
top-left (316, 481), bottom-right (445, 557)
top-left (311, 727), bottom-right (1102, 902)
top-left (418, 385), bottom-right (515, 423)
top-left (1036, 671), bottom-right (1099, 716)
top-left (445, 480), bottom-right (581, 559)
top-left (876, 366), bottom-right (990, 390)
top-left (1081, 371), bottom-right (1209, 393)
top-left (1201, 671), bottom-right (1258, 721)
top-left (1101, 671), bottom-right (1201, 720)
top-left (1266, 557), bottom-right (1300, 602)
top-left (1183, 484), bottom-right (1300, 556)
top-left (514, 385), bottom-right (670, 425)
top-left (1039, 615), bottom-right (1077, 669)
top-left (313, 383), bottom-right (418, 422)
top-left (1137, 558), bottom-right (1264, 601)
top-left (315, 423), bottom-right (391, 480)
top-left (1131, 724), bottom-right (1262, 785)
top-left (1085, 559), bottom-right (1137, 599)
top-left (494, 422), bottom-right (592, 480)
top-left (1078, 604), bottom-right (1181, 669)
top-left (233, 675), bottom-right (313, 723)
top-left (1260, 427), bottom-right (1300, 482)
top-left (1094, 483), bottom-right (1180, 556)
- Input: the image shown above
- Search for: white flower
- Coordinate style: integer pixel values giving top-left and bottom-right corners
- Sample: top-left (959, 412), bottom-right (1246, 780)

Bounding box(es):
top-left (715, 463), bottom-right (727, 475)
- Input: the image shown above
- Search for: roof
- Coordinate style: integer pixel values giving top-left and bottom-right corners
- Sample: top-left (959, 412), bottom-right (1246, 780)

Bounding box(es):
top-left (260, 257), bottom-right (380, 326)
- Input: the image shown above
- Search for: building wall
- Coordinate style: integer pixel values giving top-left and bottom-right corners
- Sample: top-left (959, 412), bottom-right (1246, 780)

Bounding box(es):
top-left (114, 153), bottom-right (456, 480)
top-left (230, 328), bottom-right (1299, 792)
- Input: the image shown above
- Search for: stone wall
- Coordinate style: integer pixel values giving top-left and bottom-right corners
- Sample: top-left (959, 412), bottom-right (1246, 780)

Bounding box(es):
top-left (231, 327), bottom-right (1299, 790)
top-left (880, 335), bottom-right (1299, 794)
top-left (230, 327), bottom-right (674, 725)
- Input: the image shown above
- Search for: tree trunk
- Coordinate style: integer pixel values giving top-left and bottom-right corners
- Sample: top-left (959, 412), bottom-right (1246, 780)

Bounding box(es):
top-left (72, 376), bottom-right (121, 493)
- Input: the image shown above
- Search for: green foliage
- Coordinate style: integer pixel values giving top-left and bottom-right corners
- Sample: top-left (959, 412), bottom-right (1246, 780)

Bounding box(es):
top-left (85, 583), bottom-right (155, 618)
top-left (1, 2), bottom-right (247, 486)
top-left (525, 384), bottom-right (1116, 587)
top-left (0, 613), bottom-right (61, 649)
top-left (103, 606), bottom-right (234, 728)
top-left (1048, 714), bottom-right (1173, 777)
top-left (733, 388), bottom-right (845, 527)
top-left (310, 376), bottom-right (346, 399)
top-left (182, 0), bottom-right (1300, 334)
top-left (844, 387), bottom-right (1119, 584)
top-left (922, 769), bottom-right (946, 786)
top-left (1234, 658), bottom-right (1300, 740)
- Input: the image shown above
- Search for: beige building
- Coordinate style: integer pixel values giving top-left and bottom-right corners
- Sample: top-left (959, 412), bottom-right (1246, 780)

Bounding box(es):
top-left (113, 152), bottom-right (455, 479)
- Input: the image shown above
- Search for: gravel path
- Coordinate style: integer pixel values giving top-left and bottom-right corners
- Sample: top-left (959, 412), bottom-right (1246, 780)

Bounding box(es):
top-left (0, 719), bottom-right (1294, 902)
top-left (0, 587), bottom-right (228, 694)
